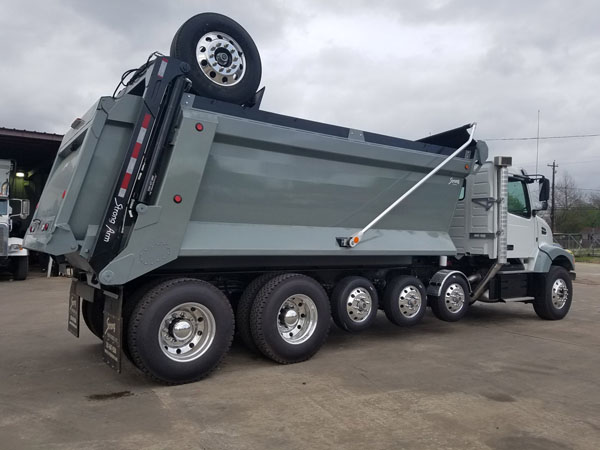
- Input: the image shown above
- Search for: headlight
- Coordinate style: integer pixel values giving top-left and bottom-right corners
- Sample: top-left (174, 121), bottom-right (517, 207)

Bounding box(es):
top-left (9, 244), bottom-right (23, 251)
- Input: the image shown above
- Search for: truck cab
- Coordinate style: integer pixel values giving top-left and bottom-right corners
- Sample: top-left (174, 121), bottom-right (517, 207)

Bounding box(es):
top-left (0, 159), bottom-right (29, 280)
top-left (450, 155), bottom-right (574, 307)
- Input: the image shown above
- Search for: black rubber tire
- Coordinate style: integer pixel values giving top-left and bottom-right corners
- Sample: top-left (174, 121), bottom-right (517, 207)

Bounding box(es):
top-left (383, 276), bottom-right (427, 326)
top-left (121, 277), bottom-right (176, 364)
top-left (533, 266), bottom-right (573, 320)
top-left (236, 272), bottom-right (280, 352)
top-left (12, 256), bottom-right (28, 281)
top-left (127, 278), bottom-right (234, 384)
top-left (170, 13), bottom-right (261, 105)
top-left (429, 275), bottom-right (470, 322)
top-left (331, 276), bottom-right (379, 332)
top-left (250, 274), bottom-right (331, 364)
top-left (82, 297), bottom-right (105, 340)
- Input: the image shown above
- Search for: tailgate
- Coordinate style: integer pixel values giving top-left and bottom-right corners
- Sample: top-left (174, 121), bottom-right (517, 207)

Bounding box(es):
top-left (24, 94), bottom-right (143, 263)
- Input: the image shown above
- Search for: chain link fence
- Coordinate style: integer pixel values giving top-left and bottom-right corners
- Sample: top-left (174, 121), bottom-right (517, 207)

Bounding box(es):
top-left (554, 233), bottom-right (600, 257)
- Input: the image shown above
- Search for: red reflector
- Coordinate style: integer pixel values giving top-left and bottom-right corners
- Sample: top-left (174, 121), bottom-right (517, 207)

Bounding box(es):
top-left (29, 226), bottom-right (34, 232)
top-left (43, 223), bottom-right (49, 231)
top-left (173, 195), bottom-right (182, 204)
top-left (195, 123), bottom-right (204, 132)
top-left (62, 190), bottom-right (66, 199)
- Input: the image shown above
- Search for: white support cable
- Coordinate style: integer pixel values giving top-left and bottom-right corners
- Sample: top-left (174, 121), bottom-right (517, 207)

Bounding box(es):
top-left (347, 123), bottom-right (477, 248)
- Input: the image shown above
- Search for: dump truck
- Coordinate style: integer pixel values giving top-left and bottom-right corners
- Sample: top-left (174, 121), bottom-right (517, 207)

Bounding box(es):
top-left (24, 13), bottom-right (575, 384)
top-left (1, 159), bottom-right (29, 280)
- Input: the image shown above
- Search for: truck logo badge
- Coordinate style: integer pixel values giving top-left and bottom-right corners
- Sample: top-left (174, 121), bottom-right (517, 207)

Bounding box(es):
top-left (103, 198), bottom-right (124, 243)
top-left (448, 178), bottom-right (460, 186)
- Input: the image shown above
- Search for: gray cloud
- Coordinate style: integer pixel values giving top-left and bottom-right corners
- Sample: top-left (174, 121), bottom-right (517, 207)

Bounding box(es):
top-left (1, 0), bottom-right (598, 188)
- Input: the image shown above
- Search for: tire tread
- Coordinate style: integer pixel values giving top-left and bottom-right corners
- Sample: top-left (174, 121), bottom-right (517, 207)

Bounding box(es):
top-left (128, 278), bottom-right (234, 385)
top-left (236, 272), bottom-right (280, 352)
top-left (250, 273), bottom-right (330, 364)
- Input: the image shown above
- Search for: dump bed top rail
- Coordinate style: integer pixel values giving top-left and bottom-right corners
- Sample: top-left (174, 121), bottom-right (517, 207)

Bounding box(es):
top-left (192, 96), bottom-right (477, 157)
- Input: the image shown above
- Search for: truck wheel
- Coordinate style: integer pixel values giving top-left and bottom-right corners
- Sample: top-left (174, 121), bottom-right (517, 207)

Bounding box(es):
top-left (533, 266), bottom-right (572, 320)
top-left (383, 276), bottom-right (427, 326)
top-left (12, 256), bottom-right (28, 280)
top-left (122, 277), bottom-right (175, 363)
top-left (429, 275), bottom-right (470, 322)
top-left (82, 298), bottom-right (105, 340)
top-left (250, 274), bottom-right (330, 364)
top-left (127, 278), bottom-right (234, 384)
top-left (170, 13), bottom-right (261, 105)
top-left (236, 272), bottom-right (280, 352)
top-left (331, 276), bottom-right (379, 332)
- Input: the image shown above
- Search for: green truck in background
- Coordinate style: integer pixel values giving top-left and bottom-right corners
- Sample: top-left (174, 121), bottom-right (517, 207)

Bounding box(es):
top-left (24, 13), bottom-right (574, 384)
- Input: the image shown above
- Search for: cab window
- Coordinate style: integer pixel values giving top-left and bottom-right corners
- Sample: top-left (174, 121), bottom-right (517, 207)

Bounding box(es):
top-left (458, 180), bottom-right (466, 201)
top-left (507, 178), bottom-right (531, 218)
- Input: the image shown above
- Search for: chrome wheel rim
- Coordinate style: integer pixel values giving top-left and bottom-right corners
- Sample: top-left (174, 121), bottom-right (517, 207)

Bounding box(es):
top-left (158, 302), bottom-right (216, 362)
top-left (346, 287), bottom-right (372, 323)
top-left (552, 278), bottom-right (569, 309)
top-left (277, 294), bottom-right (318, 345)
top-left (398, 285), bottom-right (422, 318)
top-left (195, 31), bottom-right (246, 86)
top-left (444, 283), bottom-right (465, 313)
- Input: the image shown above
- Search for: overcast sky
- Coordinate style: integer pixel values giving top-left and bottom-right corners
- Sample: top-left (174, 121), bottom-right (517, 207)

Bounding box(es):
top-left (1, 0), bottom-right (599, 189)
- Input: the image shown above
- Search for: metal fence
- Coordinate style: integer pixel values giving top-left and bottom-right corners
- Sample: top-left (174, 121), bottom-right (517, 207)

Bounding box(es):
top-left (554, 233), bottom-right (600, 256)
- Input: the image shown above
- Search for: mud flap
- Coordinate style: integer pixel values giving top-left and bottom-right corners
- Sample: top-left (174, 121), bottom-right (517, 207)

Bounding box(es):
top-left (102, 288), bottom-right (123, 373)
top-left (67, 280), bottom-right (80, 338)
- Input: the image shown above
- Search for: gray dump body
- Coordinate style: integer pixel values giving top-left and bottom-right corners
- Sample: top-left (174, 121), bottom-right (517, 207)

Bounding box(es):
top-left (25, 58), bottom-right (480, 286)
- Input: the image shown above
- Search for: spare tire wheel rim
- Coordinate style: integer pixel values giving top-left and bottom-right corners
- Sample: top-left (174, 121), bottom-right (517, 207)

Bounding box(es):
top-left (277, 294), bottom-right (318, 345)
top-left (196, 31), bottom-right (247, 86)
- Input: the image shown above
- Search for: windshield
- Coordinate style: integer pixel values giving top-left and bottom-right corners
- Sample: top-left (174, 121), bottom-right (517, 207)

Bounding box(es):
top-left (0, 199), bottom-right (7, 215)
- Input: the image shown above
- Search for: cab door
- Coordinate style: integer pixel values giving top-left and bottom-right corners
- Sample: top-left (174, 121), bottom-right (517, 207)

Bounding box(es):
top-left (506, 177), bottom-right (537, 259)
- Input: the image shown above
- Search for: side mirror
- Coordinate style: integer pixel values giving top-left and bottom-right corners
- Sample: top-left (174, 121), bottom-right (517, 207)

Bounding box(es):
top-left (539, 178), bottom-right (550, 202)
top-left (9, 199), bottom-right (30, 220)
top-left (20, 199), bottom-right (30, 220)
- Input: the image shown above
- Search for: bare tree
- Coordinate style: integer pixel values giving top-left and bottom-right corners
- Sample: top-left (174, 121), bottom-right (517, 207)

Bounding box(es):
top-left (554, 172), bottom-right (586, 233)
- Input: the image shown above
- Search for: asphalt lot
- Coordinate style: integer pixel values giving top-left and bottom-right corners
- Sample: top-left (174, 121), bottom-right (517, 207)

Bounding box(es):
top-left (0, 264), bottom-right (599, 449)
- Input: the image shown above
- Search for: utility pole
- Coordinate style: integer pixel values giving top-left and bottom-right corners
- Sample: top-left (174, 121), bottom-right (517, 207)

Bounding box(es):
top-left (535, 110), bottom-right (540, 175)
top-left (547, 160), bottom-right (558, 230)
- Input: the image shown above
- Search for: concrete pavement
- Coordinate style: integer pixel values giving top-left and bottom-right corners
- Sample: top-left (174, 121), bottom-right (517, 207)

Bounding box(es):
top-left (0, 264), bottom-right (599, 449)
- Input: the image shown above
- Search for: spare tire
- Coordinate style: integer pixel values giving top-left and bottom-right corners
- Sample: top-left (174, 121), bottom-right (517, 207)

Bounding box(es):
top-left (170, 13), bottom-right (262, 105)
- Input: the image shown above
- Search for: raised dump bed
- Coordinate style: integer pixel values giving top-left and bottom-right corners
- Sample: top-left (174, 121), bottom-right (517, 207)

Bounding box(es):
top-left (25, 68), bottom-right (481, 285)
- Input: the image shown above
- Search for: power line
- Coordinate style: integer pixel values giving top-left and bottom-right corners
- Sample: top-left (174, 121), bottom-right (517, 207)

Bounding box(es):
top-left (484, 133), bottom-right (600, 141)
top-left (567, 187), bottom-right (600, 192)
top-left (519, 160), bottom-right (600, 167)
top-left (553, 208), bottom-right (600, 211)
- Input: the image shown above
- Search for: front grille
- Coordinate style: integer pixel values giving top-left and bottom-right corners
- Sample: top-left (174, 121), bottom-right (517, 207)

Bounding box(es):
top-left (0, 223), bottom-right (7, 257)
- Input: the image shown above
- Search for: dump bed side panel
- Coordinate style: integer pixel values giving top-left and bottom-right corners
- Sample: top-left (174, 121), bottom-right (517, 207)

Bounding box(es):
top-left (98, 98), bottom-right (475, 285)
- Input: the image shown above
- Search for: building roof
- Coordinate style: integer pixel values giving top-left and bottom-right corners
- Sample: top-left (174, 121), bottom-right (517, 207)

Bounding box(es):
top-left (0, 127), bottom-right (63, 141)
top-left (0, 127), bottom-right (63, 172)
